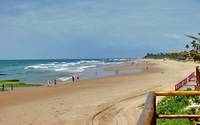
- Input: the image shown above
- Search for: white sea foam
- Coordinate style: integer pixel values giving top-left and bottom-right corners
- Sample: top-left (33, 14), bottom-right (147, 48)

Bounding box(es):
top-left (24, 65), bottom-right (49, 69)
top-left (24, 60), bottom-right (122, 73)
top-left (54, 68), bottom-right (69, 72)
top-left (66, 68), bottom-right (85, 73)
top-left (57, 77), bottom-right (72, 81)
top-left (79, 60), bottom-right (100, 64)
top-left (79, 65), bottom-right (96, 69)
top-left (24, 61), bottom-right (98, 72)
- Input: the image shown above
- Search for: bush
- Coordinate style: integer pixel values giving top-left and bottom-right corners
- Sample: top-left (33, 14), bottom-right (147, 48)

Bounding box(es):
top-left (156, 96), bottom-right (198, 125)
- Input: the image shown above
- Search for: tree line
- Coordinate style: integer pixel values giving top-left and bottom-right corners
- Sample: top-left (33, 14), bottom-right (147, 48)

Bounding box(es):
top-left (145, 33), bottom-right (200, 61)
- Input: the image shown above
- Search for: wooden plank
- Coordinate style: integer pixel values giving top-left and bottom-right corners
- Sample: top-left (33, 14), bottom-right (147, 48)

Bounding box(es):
top-left (137, 92), bottom-right (156, 125)
top-left (196, 66), bottom-right (200, 86)
top-left (156, 91), bottom-right (200, 96)
top-left (158, 114), bottom-right (200, 119)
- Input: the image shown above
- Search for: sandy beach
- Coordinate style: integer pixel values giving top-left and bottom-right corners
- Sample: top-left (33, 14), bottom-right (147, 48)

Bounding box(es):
top-left (0, 59), bottom-right (198, 125)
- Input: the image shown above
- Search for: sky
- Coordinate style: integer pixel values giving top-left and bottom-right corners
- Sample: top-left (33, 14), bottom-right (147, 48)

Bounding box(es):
top-left (0, 0), bottom-right (200, 59)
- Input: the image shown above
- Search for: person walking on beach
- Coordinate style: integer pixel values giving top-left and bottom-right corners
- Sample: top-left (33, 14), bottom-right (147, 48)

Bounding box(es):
top-left (47, 80), bottom-right (50, 86)
top-left (77, 75), bottom-right (80, 81)
top-left (54, 79), bottom-right (57, 85)
top-left (72, 76), bottom-right (75, 83)
top-left (11, 84), bottom-right (13, 91)
top-left (145, 61), bottom-right (149, 70)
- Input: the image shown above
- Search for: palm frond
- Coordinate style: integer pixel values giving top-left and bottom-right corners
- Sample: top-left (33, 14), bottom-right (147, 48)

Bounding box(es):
top-left (185, 34), bottom-right (200, 41)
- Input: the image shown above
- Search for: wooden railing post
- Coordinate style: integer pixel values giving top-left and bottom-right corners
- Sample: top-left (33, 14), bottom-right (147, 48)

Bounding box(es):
top-left (196, 66), bottom-right (200, 86)
top-left (137, 92), bottom-right (156, 125)
top-left (151, 94), bottom-right (156, 125)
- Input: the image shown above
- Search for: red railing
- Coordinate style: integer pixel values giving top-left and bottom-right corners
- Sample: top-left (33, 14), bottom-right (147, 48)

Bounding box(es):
top-left (175, 72), bottom-right (195, 91)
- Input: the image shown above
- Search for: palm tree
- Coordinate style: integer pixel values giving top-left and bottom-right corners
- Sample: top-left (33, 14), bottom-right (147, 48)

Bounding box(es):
top-left (185, 34), bottom-right (200, 41)
top-left (185, 44), bottom-right (189, 49)
top-left (191, 40), bottom-right (197, 50)
top-left (196, 44), bottom-right (200, 51)
top-left (185, 33), bottom-right (200, 61)
top-left (185, 34), bottom-right (200, 50)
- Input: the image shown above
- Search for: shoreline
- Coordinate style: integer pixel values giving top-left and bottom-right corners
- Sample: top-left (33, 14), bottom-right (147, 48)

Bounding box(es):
top-left (0, 59), bottom-right (135, 84)
top-left (0, 61), bottom-right (144, 88)
top-left (0, 59), bottom-right (198, 125)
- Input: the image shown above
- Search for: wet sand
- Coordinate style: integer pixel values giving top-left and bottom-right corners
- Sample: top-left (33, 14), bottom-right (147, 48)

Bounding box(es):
top-left (0, 59), bottom-right (197, 125)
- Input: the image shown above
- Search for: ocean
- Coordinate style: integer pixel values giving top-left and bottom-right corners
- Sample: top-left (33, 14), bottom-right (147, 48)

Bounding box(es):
top-left (0, 59), bottom-right (141, 84)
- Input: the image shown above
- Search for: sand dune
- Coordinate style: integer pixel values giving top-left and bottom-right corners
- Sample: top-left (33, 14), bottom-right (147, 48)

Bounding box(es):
top-left (0, 59), bottom-right (197, 125)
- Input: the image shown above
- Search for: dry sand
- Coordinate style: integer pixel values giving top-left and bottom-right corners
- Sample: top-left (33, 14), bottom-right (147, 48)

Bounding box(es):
top-left (0, 59), bottom-right (198, 125)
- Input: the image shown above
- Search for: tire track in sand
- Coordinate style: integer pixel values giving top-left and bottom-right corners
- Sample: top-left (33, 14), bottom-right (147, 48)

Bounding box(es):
top-left (87, 86), bottom-right (162, 125)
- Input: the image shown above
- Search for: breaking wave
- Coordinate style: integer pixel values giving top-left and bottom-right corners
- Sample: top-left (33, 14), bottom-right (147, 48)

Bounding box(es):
top-left (24, 60), bottom-right (105, 73)
top-left (57, 77), bottom-right (72, 82)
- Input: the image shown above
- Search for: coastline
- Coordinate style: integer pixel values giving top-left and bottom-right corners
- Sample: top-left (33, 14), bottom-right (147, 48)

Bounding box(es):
top-left (0, 59), bottom-right (198, 125)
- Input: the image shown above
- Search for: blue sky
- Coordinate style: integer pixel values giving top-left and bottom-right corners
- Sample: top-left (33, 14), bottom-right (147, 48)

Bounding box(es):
top-left (0, 0), bottom-right (200, 59)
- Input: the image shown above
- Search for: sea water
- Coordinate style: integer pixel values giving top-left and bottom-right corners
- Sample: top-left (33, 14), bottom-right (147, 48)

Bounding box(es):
top-left (0, 59), bottom-right (141, 84)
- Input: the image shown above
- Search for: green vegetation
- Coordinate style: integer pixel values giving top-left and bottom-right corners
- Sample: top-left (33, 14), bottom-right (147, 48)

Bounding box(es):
top-left (144, 51), bottom-right (189, 60)
top-left (157, 118), bottom-right (191, 125)
top-left (145, 33), bottom-right (200, 62)
top-left (157, 95), bottom-right (200, 125)
top-left (0, 80), bottom-right (39, 91)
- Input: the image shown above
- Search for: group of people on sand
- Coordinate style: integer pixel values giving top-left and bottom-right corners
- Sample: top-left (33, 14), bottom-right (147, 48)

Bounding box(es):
top-left (72, 75), bottom-right (80, 83)
top-left (46, 75), bottom-right (80, 86)
top-left (47, 79), bottom-right (57, 86)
